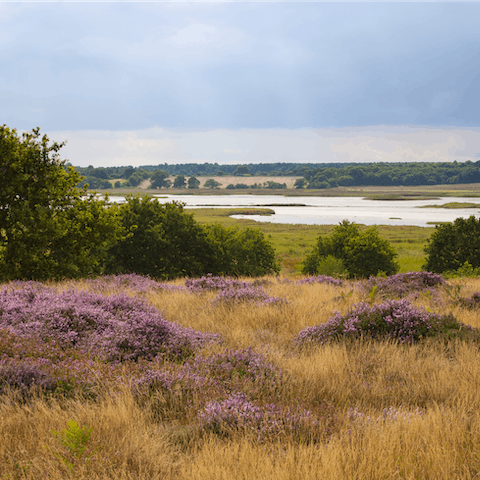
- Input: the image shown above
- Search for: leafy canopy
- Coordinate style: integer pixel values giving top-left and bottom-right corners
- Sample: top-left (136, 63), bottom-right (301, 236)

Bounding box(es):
top-left (0, 125), bottom-right (124, 280)
top-left (302, 220), bottom-right (398, 278)
top-left (424, 216), bottom-right (480, 273)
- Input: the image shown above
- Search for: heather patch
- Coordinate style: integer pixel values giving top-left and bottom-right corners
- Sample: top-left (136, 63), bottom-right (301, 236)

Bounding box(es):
top-left (133, 348), bottom-right (281, 402)
top-left (361, 271), bottom-right (445, 299)
top-left (295, 299), bottom-right (475, 346)
top-left (296, 275), bottom-right (343, 286)
top-left (211, 285), bottom-right (287, 307)
top-left (455, 292), bottom-right (480, 309)
top-left (185, 274), bottom-right (250, 294)
top-left (198, 393), bottom-right (326, 442)
top-left (0, 285), bottom-right (220, 362)
top-left (0, 357), bottom-right (57, 398)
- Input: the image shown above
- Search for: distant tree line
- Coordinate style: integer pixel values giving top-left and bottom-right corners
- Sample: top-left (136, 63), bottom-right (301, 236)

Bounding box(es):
top-left (74, 160), bottom-right (480, 190)
top-left (302, 161), bottom-right (480, 188)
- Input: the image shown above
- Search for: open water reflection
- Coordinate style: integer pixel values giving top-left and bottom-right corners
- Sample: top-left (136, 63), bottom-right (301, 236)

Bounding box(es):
top-left (109, 194), bottom-right (480, 228)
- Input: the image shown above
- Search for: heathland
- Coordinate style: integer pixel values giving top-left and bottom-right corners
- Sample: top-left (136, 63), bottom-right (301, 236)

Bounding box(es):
top-left (3, 272), bottom-right (480, 479)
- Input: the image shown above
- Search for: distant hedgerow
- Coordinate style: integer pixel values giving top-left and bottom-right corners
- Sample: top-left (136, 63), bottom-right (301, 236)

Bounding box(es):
top-left (295, 299), bottom-right (476, 346)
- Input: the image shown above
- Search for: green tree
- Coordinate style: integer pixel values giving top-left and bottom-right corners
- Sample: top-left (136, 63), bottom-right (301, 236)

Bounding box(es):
top-left (204, 224), bottom-right (280, 277)
top-left (0, 125), bottom-right (124, 280)
top-left (233, 165), bottom-right (249, 176)
top-left (105, 196), bottom-right (215, 279)
top-left (187, 176), bottom-right (200, 189)
top-left (173, 175), bottom-right (186, 189)
top-left (294, 178), bottom-right (307, 189)
top-left (149, 170), bottom-right (170, 189)
top-left (302, 220), bottom-right (398, 278)
top-left (204, 178), bottom-right (221, 189)
top-left (424, 216), bottom-right (480, 273)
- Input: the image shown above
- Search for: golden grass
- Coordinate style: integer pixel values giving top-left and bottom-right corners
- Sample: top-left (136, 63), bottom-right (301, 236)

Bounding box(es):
top-left (4, 276), bottom-right (480, 478)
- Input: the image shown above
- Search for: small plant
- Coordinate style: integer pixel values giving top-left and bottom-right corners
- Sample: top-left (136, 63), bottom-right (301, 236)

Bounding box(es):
top-left (50, 419), bottom-right (96, 473)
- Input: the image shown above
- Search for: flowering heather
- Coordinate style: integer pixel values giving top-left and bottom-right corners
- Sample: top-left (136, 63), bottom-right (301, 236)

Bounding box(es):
top-left (0, 284), bottom-right (220, 362)
top-left (0, 357), bottom-right (57, 397)
top-left (211, 285), bottom-right (287, 307)
top-left (347, 406), bottom-right (424, 430)
top-left (296, 275), bottom-right (343, 286)
top-left (295, 299), bottom-right (474, 345)
top-left (185, 274), bottom-right (250, 294)
top-left (198, 393), bottom-right (321, 442)
top-left (133, 348), bottom-right (281, 400)
top-left (455, 292), bottom-right (480, 309)
top-left (361, 271), bottom-right (446, 299)
top-left (83, 273), bottom-right (186, 294)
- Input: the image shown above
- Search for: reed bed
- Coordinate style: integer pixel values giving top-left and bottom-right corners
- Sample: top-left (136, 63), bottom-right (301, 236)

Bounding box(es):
top-left (2, 273), bottom-right (480, 479)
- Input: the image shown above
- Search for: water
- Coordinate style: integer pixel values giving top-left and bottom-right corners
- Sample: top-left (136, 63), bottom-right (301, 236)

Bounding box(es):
top-left (108, 194), bottom-right (480, 228)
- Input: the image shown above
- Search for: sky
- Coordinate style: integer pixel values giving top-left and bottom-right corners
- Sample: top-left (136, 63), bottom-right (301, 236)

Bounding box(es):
top-left (1, 1), bottom-right (480, 167)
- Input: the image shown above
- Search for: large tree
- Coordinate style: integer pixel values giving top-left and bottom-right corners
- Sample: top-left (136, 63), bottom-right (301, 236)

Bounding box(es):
top-left (105, 196), bottom-right (216, 279)
top-left (0, 125), bottom-right (124, 280)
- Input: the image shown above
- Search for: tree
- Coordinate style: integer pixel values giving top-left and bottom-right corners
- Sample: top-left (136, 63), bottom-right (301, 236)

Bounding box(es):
top-left (204, 178), bottom-right (221, 189)
top-left (294, 178), bottom-right (307, 189)
top-left (0, 125), bottom-right (124, 280)
top-left (204, 224), bottom-right (280, 277)
top-left (173, 175), bottom-right (186, 189)
top-left (233, 165), bottom-right (249, 176)
top-left (424, 216), bottom-right (480, 273)
top-left (149, 170), bottom-right (170, 189)
top-left (105, 196), bottom-right (216, 279)
top-left (302, 220), bottom-right (398, 278)
top-left (187, 176), bottom-right (200, 189)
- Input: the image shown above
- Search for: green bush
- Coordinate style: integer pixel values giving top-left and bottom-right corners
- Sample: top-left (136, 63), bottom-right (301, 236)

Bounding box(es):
top-left (424, 216), bottom-right (480, 273)
top-left (302, 220), bottom-right (398, 278)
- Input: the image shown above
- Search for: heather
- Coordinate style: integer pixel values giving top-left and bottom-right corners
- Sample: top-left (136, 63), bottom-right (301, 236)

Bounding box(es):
top-left (361, 271), bottom-right (446, 299)
top-left (295, 299), bottom-right (474, 346)
top-left (3, 273), bottom-right (480, 479)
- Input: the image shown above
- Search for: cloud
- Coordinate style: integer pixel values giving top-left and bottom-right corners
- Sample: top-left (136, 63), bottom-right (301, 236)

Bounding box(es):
top-left (46, 125), bottom-right (480, 168)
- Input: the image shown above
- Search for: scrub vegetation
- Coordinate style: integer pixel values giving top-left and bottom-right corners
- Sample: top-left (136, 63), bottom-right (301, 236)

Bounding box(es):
top-left (3, 273), bottom-right (480, 479)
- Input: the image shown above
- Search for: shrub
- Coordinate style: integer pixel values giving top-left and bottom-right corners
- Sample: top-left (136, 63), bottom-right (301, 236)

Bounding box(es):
top-left (211, 285), bottom-right (286, 307)
top-left (302, 220), bottom-right (398, 278)
top-left (0, 283), bottom-right (220, 362)
top-left (424, 216), bottom-right (480, 273)
top-left (361, 271), bottom-right (446, 299)
top-left (295, 299), bottom-right (474, 345)
top-left (198, 393), bottom-right (321, 442)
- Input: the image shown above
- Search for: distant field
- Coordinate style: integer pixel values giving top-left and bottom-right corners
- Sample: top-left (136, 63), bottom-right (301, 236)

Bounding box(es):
top-left (99, 182), bottom-right (480, 198)
top-left (190, 208), bottom-right (432, 275)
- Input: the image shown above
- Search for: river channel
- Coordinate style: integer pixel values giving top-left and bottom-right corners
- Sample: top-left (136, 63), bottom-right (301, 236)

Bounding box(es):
top-left (108, 195), bottom-right (480, 228)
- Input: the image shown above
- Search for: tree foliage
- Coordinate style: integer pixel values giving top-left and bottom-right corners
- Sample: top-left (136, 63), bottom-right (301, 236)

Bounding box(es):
top-left (105, 196), bottom-right (214, 279)
top-left (187, 176), bottom-right (200, 189)
top-left (173, 175), bottom-right (186, 189)
top-left (302, 220), bottom-right (398, 278)
top-left (0, 125), bottom-right (124, 280)
top-left (204, 224), bottom-right (280, 277)
top-left (423, 216), bottom-right (480, 273)
top-left (106, 198), bottom-right (280, 279)
top-left (149, 170), bottom-right (170, 189)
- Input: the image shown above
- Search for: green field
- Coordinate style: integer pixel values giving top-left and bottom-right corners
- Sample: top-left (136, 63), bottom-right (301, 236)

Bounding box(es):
top-left (189, 208), bottom-right (432, 275)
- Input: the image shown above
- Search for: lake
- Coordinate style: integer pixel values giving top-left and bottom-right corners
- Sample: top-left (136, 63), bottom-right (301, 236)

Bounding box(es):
top-left (108, 194), bottom-right (480, 228)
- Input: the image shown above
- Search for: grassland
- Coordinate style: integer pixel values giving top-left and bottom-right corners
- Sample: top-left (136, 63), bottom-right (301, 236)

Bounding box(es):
top-left (3, 274), bottom-right (480, 479)
top-left (190, 208), bottom-right (432, 274)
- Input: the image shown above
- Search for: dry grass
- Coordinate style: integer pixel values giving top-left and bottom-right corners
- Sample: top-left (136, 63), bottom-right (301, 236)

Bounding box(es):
top-left (4, 276), bottom-right (480, 478)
